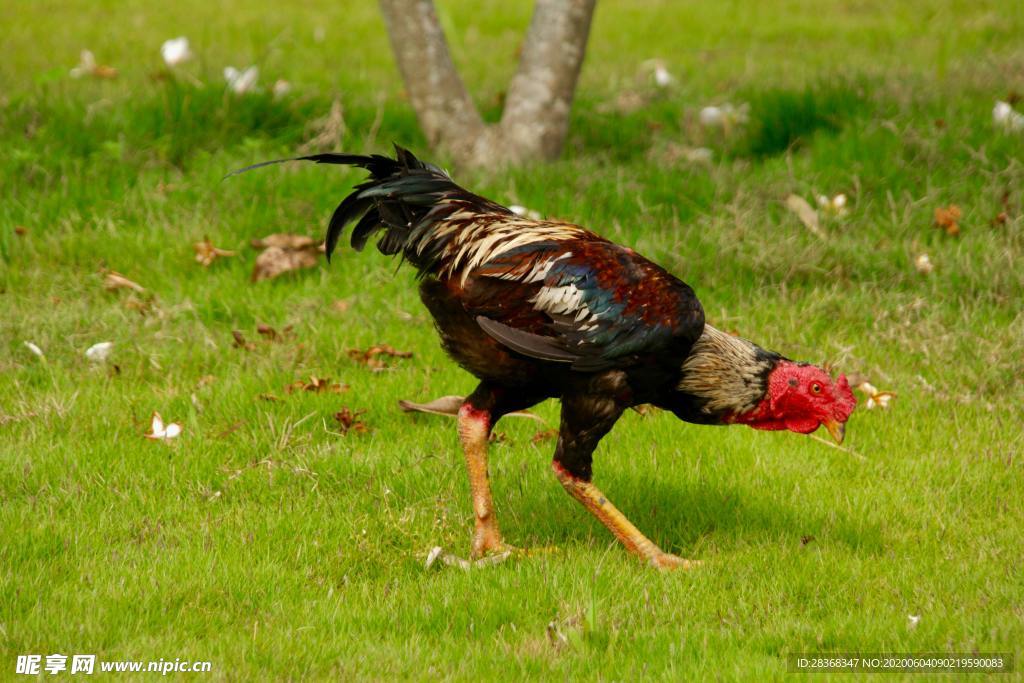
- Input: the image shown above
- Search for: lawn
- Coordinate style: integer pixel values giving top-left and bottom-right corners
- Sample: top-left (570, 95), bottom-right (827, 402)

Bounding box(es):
top-left (2, 0), bottom-right (1023, 679)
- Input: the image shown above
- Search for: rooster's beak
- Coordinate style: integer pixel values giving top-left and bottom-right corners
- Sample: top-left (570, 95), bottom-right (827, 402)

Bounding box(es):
top-left (823, 418), bottom-right (845, 445)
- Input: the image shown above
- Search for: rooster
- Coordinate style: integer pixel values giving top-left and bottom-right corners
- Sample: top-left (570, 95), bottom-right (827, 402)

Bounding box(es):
top-left (232, 146), bottom-right (856, 569)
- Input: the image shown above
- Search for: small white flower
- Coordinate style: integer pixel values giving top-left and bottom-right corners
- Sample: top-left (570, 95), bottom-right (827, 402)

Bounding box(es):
top-left (993, 101), bottom-right (1024, 132)
top-left (272, 79), bottom-right (292, 98)
top-left (699, 106), bottom-right (723, 127)
top-left (992, 101), bottom-right (1012, 124)
top-left (640, 59), bottom-right (674, 88)
top-left (699, 103), bottom-right (749, 129)
top-left (869, 395), bottom-right (892, 410)
top-left (816, 193), bottom-right (849, 218)
top-left (85, 341), bottom-right (113, 363)
top-left (69, 49), bottom-right (116, 79)
top-left (24, 341), bottom-right (44, 358)
top-left (908, 614), bottom-right (921, 629)
top-left (69, 50), bottom-right (96, 78)
top-left (509, 205), bottom-right (543, 221)
top-left (654, 65), bottom-right (674, 88)
top-left (160, 37), bottom-right (192, 67)
top-left (914, 253), bottom-right (933, 275)
top-left (858, 382), bottom-right (895, 410)
top-left (145, 412), bottom-right (182, 440)
top-left (224, 65), bottom-right (259, 94)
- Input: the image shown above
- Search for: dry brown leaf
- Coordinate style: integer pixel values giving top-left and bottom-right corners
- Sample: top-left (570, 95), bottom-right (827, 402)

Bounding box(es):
top-left (992, 190), bottom-right (1014, 226)
top-left (231, 330), bottom-right (255, 350)
top-left (249, 233), bottom-right (324, 282)
top-left (397, 395), bottom-right (545, 423)
top-left (233, 324), bottom-right (292, 346)
top-left (348, 344), bottom-right (413, 371)
top-left (193, 238), bottom-right (237, 266)
top-left (531, 428), bottom-right (559, 444)
top-left (258, 321), bottom-right (294, 339)
top-left (934, 205), bottom-right (962, 236)
top-left (103, 271), bottom-right (145, 293)
top-left (398, 395), bottom-right (463, 416)
top-left (250, 234), bottom-right (320, 250)
top-left (784, 194), bottom-right (825, 239)
top-left (251, 246), bottom-right (320, 282)
top-left (333, 407), bottom-right (368, 434)
top-left (122, 294), bottom-right (152, 314)
top-left (286, 375), bottom-right (348, 394)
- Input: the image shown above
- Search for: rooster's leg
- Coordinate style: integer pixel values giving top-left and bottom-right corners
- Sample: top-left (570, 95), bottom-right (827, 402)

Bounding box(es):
top-left (552, 394), bottom-right (699, 570)
top-left (458, 400), bottom-right (504, 558)
top-left (458, 384), bottom-right (544, 558)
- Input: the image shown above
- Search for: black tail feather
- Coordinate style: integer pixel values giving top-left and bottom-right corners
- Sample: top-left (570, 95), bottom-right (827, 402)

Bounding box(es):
top-left (227, 144), bottom-right (506, 269)
top-left (350, 208), bottom-right (383, 252)
top-left (224, 153), bottom-right (389, 179)
top-left (325, 193), bottom-right (373, 259)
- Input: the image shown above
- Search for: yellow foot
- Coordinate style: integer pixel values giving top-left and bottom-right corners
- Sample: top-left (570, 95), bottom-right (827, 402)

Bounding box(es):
top-left (649, 553), bottom-right (702, 571)
top-left (471, 526), bottom-right (507, 560)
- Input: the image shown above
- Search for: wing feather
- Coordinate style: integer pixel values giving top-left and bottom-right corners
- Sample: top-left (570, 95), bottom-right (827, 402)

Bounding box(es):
top-left (469, 240), bottom-right (704, 370)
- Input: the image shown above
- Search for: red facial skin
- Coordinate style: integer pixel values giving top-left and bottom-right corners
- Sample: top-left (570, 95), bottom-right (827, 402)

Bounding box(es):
top-left (728, 361), bottom-right (857, 435)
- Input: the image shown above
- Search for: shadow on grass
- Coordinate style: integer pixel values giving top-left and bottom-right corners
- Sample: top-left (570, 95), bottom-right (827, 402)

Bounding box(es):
top-left (524, 473), bottom-right (884, 559)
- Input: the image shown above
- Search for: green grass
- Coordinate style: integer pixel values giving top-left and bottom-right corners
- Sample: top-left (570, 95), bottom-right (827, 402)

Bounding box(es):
top-left (2, 0), bottom-right (1023, 679)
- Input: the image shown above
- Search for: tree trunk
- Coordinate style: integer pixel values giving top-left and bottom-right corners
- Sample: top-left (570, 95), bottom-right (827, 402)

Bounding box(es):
top-left (378, 0), bottom-right (597, 168)
top-left (378, 0), bottom-right (487, 163)
top-left (500, 0), bottom-right (595, 163)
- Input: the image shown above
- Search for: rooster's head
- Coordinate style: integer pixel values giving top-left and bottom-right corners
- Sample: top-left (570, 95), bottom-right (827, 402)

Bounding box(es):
top-left (741, 361), bottom-right (857, 443)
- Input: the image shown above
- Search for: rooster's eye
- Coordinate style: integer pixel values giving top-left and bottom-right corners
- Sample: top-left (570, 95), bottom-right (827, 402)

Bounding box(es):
top-left (811, 383), bottom-right (821, 394)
